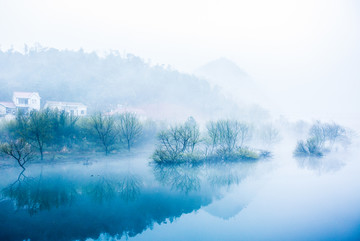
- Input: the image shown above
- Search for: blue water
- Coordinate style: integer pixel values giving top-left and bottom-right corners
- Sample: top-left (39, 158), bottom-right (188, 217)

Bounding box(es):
top-left (1, 145), bottom-right (360, 241)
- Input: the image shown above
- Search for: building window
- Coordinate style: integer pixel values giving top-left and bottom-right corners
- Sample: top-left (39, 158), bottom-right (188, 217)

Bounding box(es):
top-left (81, 110), bottom-right (85, 115)
top-left (18, 98), bottom-right (28, 105)
top-left (32, 99), bottom-right (37, 104)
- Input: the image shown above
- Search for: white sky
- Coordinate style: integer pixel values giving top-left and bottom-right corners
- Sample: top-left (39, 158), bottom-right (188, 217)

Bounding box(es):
top-left (1, 0), bottom-right (359, 125)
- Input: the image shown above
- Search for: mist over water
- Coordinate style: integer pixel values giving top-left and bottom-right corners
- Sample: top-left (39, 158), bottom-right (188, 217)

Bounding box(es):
top-left (0, 1), bottom-right (360, 240)
top-left (1, 135), bottom-right (359, 241)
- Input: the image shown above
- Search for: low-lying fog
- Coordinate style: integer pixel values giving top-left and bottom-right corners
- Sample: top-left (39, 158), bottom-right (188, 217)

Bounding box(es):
top-left (0, 134), bottom-right (359, 241)
top-left (1, 1), bottom-right (360, 240)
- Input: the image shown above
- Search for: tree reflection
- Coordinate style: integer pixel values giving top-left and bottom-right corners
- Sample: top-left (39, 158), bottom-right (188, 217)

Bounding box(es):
top-left (2, 171), bottom-right (76, 215)
top-left (295, 156), bottom-right (344, 173)
top-left (0, 165), bottom-right (213, 241)
top-left (205, 163), bottom-right (241, 189)
top-left (118, 173), bottom-right (142, 202)
top-left (152, 162), bottom-right (250, 193)
top-left (2, 170), bottom-right (31, 210)
top-left (86, 176), bottom-right (117, 203)
top-left (86, 173), bottom-right (143, 203)
top-left (153, 163), bottom-right (201, 194)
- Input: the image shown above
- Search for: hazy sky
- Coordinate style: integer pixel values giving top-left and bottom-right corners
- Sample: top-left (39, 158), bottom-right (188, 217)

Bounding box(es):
top-left (1, 0), bottom-right (359, 125)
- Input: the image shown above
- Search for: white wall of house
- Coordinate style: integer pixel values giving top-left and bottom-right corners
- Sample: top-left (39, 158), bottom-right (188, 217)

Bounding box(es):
top-left (12, 92), bottom-right (41, 111)
top-left (0, 105), bottom-right (6, 116)
top-left (28, 94), bottom-right (41, 110)
top-left (44, 101), bottom-right (87, 116)
top-left (62, 106), bottom-right (87, 116)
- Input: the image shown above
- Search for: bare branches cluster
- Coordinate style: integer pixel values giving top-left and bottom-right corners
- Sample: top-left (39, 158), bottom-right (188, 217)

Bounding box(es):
top-left (206, 120), bottom-right (252, 156)
top-left (294, 121), bottom-right (349, 157)
top-left (0, 138), bottom-right (35, 169)
top-left (89, 112), bottom-right (143, 155)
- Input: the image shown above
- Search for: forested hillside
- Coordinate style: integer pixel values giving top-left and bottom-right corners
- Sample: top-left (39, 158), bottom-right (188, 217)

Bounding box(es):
top-left (0, 47), bottom-right (238, 120)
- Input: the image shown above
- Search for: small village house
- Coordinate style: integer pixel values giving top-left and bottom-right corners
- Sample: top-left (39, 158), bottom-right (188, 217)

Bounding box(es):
top-left (44, 101), bottom-right (87, 116)
top-left (12, 92), bottom-right (41, 112)
top-left (0, 102), bottom-right (16, 117)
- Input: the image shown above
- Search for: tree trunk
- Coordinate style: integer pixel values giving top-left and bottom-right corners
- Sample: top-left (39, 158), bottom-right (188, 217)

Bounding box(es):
top-left (40, 146), bottom-right (43, 160)
top-left (17, 159), bottom-right (25, 170)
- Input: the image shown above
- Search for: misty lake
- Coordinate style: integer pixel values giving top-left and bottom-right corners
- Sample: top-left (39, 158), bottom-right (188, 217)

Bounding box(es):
top-left (1, 143), bottom-right (360, 241)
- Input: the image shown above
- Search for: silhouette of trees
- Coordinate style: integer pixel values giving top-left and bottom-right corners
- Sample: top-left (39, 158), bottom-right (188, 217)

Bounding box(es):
top-left (154, 118), bottom-right (201, 162)
top-left (117, 112), bottom-right (142, 151)
top-left (0, 138), bottom-right (35, 169)
top-left (294, 121), bottom-right (349, 157)
top-left (2, 173), bottom-right (76, 215)
top-left (50, 109), bottom-right (79, 149)
top-left (206, 120), bottom-right (252, 156)
top-left (259, 124), bottom-right (281, 147)
top-left (14, 110), bottom-right (54, 160)
top-left (89, 113), bottom-right (118, 155)
top-left (309, 121), bottom-right (347, 148)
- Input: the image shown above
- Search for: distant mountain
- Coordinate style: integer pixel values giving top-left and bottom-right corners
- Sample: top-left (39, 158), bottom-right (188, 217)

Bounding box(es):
top-left (194, 58), bottom-right (266, 106)
top-left (195, 58), bottom-right (249, 86)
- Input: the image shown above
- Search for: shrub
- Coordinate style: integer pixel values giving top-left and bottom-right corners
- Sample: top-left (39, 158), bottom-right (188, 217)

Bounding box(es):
top-left (237, 147), bottom-right (260, 160)
top-left (294, 121), bottom-right (349, 158)
top-left (153, 118), bottom-right (200, 163)
top-left (294, 138), bottom-right (323, 157)
top-left (206, 120), bottom-right (252, 156)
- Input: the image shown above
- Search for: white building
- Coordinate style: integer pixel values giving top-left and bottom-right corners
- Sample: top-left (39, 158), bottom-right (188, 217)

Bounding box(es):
top-left (44, 101), bottom-right (87, 116)
top-left (12, 92), bottom-right (41, 112)
top-left (0, 102), bottom-right (16, 117)
top-left (106, 105), bottom-right (147, 121)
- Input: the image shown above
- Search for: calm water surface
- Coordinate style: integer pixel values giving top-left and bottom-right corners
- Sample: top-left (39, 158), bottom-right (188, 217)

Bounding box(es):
top-left (1, 143), bottom-right (360, 241)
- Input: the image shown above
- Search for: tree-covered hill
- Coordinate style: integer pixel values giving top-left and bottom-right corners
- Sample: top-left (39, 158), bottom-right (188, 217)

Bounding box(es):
top-left (0, 47), bottom-right (237, 120)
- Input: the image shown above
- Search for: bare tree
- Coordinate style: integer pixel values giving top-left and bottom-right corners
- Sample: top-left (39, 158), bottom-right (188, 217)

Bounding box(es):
top-left (205, 120), bottom-right (252, 156)
top-left (324, 123), bottom-right (347, 147)
top-left (260, 124), bottom-right (281, 147)
top-left (117, 112), bottom-right (142, 151)
top-left (174, 117), bottom-right (200, 153)
top-left (0, 139), bottom-right (35, 169)
top-left (16, 110), bottom-right (53, 160)
top-left (184, 117), bottom-right (200, 153)
top-left (216, 120), bottom-right (242, 155)
top-left (309, 121), bottom-right (347, 149)
top-left (294, 121), bottom-right (349, 157)
top-left (51, 109), bottom-right (79, 149)
top-left (238, 122), bottom-right (253, 147)
top-left (309, 121), bottom-right (327, 148)
top-left (154, 118), bottom-right (201, 162)
top-left (206, 121), bottom-right (220, 153)
top-left (156, 128), bottom-right (183, 161)
top-left (90, 113), bottom-right (118, 155)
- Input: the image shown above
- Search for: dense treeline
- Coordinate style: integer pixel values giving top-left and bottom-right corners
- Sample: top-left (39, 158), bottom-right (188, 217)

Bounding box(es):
top-left (0, 109), bottom-right (284, 167)
top-left (0, 109), bottom-right (147, 163)
top-left (2, 108), bottom-right (351, 167)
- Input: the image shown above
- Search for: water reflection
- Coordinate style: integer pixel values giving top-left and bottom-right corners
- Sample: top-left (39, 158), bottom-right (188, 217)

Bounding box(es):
top-left (86, 171), bottom-right (143, 203)
top-left (118, 173), bottom-right (142, 202)
top-left (153, 163), bottom-right (201, 194)
top-left (152, 162), bottom-right (254, 193)
top-left (2, 170), bottom-right (76, 215)
top-left (86, 176), bottom-right (118, 203)
top-left (205, 163), bottom-right (241, 189)
top-left (0, 159), bottom-right (259, 241)
top-left (295, 155), bottom-right (345, 173)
